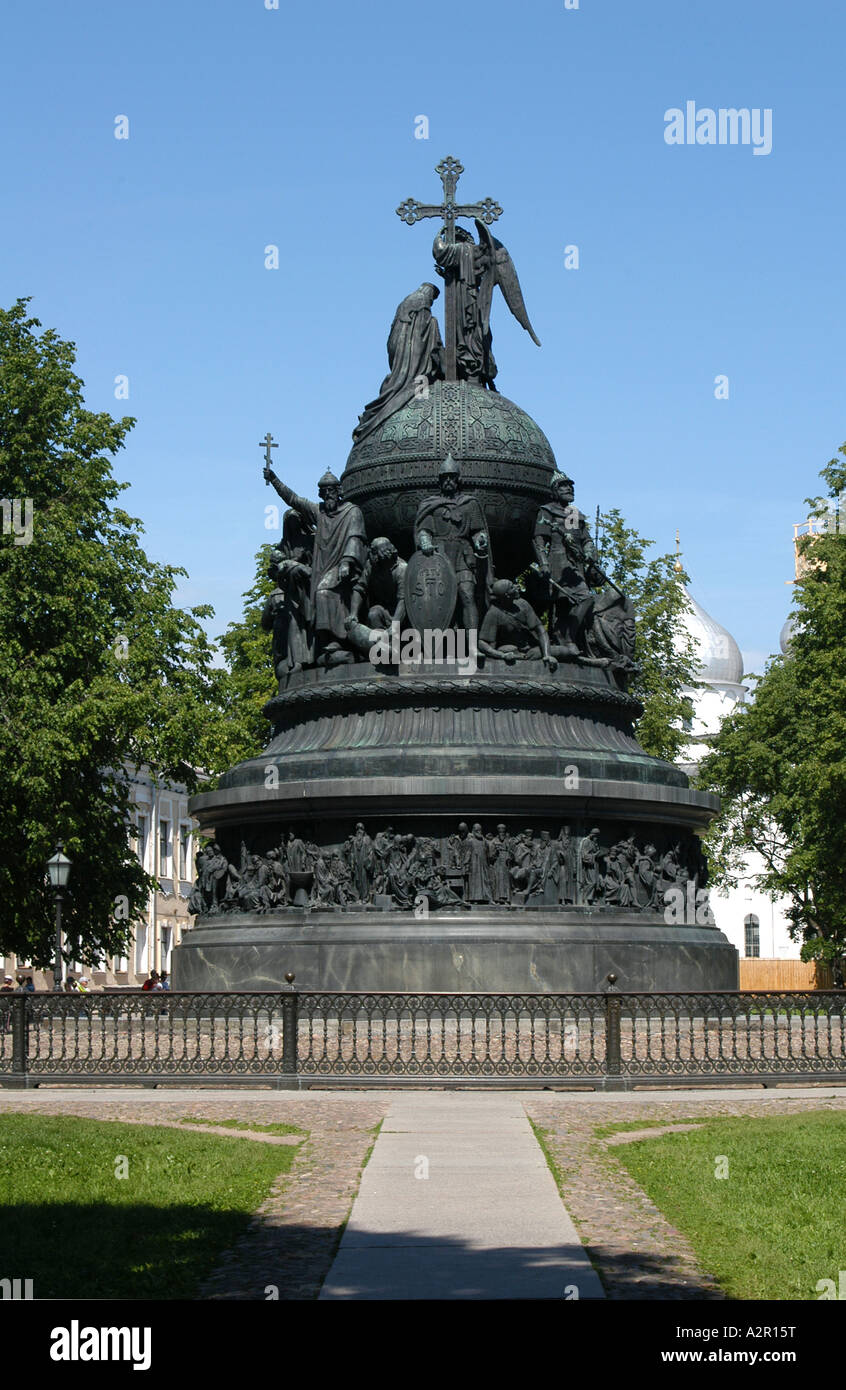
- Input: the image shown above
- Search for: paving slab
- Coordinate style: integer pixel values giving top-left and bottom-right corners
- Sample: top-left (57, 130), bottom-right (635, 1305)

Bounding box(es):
top-left (320, 1092), bottom-right (604, 1300)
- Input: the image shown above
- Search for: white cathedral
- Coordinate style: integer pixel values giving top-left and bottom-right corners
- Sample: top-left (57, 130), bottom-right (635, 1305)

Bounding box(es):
top-left (676, 544), bottom-right (799, 968)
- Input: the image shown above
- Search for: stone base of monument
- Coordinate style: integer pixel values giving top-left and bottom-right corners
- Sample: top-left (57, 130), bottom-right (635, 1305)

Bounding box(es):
top-left (171, 912), bottom-right (739, 993)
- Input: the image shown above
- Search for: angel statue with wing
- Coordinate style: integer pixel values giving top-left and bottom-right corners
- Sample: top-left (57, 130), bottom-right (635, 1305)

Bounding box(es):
top-left (432, 218), bottom-right (540, 389)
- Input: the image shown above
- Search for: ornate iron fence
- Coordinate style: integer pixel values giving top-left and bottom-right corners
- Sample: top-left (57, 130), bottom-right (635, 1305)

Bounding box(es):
top-left (0, 988), bottom-right (844, 1089)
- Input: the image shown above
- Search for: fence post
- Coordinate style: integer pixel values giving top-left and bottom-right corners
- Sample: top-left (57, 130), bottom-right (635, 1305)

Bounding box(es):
top-left (604, 973), bottom-right (623, 1088)
top-left (10, 996), bottom-right (28, 1088)
top-left (281, 974), bottom-right (298, 1086)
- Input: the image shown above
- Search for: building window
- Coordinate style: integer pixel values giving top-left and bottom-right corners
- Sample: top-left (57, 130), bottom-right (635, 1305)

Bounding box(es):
top-left (160, 924), bottom-right (173, 969)
top-left (135, 925), bottom-right (148, 976)
top-left (159, 821), bottom-right (170, 877)
top-left (744, 914), bottom-right (760, 958)
top-left (136, 814), bottom-right (148, 868)
top-left (179, 825), bottom-right (191, 881)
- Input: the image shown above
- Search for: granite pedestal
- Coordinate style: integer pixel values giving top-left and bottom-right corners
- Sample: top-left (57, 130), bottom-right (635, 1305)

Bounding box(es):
top-left (172, 910), bottom-right (738, 994)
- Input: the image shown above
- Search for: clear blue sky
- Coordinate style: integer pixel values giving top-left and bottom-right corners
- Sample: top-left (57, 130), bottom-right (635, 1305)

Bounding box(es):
top-left (2, 0), bottom-right (842, 669)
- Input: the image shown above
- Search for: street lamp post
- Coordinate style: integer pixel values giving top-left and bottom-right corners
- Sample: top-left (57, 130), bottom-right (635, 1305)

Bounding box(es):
top-left (46, 844), bottom-right (72, 992)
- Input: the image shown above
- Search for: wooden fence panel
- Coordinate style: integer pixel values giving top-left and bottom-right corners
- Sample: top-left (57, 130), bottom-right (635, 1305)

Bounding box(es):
top-left (739, 959), bottom-right (832, 991)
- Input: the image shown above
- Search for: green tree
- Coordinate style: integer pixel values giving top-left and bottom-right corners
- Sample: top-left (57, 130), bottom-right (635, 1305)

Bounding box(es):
top-left (699, 446), bottom-right (846, 980)
top-left (596, 509), bottom-right (699, 761)
top-left (0, 299), bottom-right (221, 969)
top-left (211, 544), bottom-right (277, 772)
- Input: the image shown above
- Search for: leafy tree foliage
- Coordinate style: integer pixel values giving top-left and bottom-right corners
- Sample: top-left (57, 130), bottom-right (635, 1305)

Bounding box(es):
top-left (0, 299), bottom-right (220, 968)
top-left (211, 545), bottom-right (277, 772)
top-left (699, 446), bottom-right (846, 977)
top-left (596, 509), bottom-right (699, 761)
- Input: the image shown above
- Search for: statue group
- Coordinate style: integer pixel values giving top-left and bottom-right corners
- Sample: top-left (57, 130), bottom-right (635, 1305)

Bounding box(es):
top-left (259, 160), bottom-right (636, 687)
top-left (190, 823), bottom-right (708, 917)
top-left (262, 456), bottom-right (636, 687)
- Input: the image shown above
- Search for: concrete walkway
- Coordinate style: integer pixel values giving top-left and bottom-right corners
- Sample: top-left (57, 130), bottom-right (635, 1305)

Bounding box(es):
top-left (319, 1092), bottom-right (605, 1300)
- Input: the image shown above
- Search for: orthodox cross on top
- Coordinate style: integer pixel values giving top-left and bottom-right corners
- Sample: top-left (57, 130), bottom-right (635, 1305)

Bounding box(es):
top-left (259, 432), bottom-right (278, 470)
top-left (397, 156), bottom-right (502, 381)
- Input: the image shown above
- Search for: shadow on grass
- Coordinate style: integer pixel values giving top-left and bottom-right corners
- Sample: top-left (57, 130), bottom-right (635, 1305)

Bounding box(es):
top-left (0, 1201), bottom-right (275, 1300)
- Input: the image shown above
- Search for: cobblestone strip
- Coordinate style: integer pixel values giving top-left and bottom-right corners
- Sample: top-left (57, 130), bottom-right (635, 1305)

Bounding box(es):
top-left (0, 1093), bottom-right (390, 1300)
top-left (162, 1121), bottom-right (303, 1144)
top-left (523, 1094), bottom-right (846, 1300)
top-left (604, 1123), bottom-right (705, 1146)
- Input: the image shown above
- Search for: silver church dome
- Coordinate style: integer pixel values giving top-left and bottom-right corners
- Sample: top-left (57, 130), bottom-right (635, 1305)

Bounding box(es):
top-left (679, 587), bottom-right (744, 685)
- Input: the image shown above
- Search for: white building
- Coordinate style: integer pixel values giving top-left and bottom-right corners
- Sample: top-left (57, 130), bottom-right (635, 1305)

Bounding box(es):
top-left (2, 768), bottom-right (197, 989)
top-left (676, 570), bottom-right (797, 964)
top-left (121, 767), bottom-right (197, 985)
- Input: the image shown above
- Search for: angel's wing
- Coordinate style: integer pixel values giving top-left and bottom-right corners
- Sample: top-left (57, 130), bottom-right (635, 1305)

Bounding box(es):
top-left (475, 220), bottom-right (541, 347)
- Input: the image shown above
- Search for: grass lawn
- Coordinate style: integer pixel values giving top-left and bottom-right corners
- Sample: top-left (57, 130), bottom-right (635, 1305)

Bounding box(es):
top-left (0, 1112), bottom-right (301, 1299)
top-left (608, 1110), bottom-right (846, 1300)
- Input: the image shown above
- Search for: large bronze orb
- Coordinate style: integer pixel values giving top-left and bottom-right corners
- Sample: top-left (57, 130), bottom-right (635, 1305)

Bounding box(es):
top-left (341, 380), bottom-right (557, 576)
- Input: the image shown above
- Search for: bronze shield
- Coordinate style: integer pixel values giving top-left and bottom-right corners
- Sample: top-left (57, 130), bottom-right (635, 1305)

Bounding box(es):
top-left (404, 549), bottom-right (458, 633)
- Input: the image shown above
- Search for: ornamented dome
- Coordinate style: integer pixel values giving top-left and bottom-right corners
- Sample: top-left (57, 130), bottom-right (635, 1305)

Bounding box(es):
top-left (679, 586), bottom-right (744, 685)
top-left (341, 379), bottom-right (557, 576)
